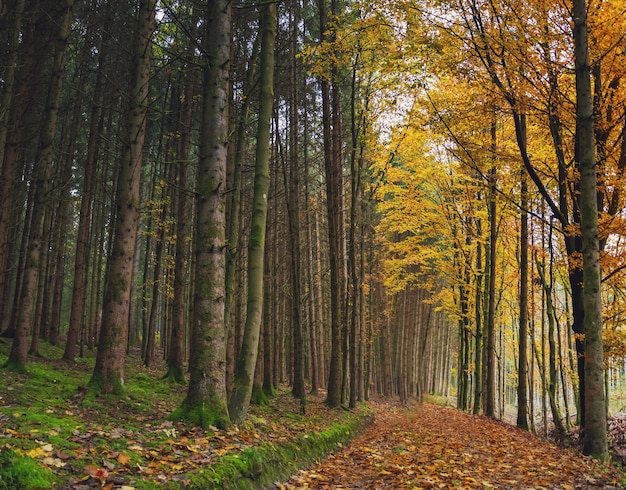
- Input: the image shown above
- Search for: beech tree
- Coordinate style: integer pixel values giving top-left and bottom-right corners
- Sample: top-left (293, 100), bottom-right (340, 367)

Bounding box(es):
top-left (573, 0), bottom-right (607, 460)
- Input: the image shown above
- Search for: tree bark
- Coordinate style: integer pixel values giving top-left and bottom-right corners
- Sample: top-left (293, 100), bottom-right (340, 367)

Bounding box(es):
top-left (6, 0), bottom-right (74, 372)
top-left (228, 0), bottom-right (276, 425)
top-left (88, 0), bottom-right (155, 393)
top-left (320, 0), bottom-right (346, 408)
top-left (573, 0), bottom-right (608, 460)
top-left (517, 170), bottom-right (529, 430)
top-left (164, 38), bottom-right (197, 383)
top-left (0, 0), bottom-right (25, 329)
top-left (173, 0), bottom-right (232, 429)
top-left (484, 123), bottom-right (497, 418)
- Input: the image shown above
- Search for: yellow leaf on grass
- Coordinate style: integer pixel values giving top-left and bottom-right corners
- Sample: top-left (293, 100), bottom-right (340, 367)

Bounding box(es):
top-left (118, 453), bottom-right (131, 465)
top-left (27, 447), bottom-right (46, 458)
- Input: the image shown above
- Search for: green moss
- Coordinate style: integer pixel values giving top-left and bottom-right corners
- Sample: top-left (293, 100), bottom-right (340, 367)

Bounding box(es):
top-left (162, 367), bottom-right (187, 385)
top-left (0, 448), bottom-right (56, 490)
top-left (87, 370), bottom-right (126, 396)
top-left (178, 407), bottom-right (374, 490)
top-left (250, 385), bottom-right (269, 406)
top-left (170, 403), bottom-right (230, 430)
top-left (2, 357), bottom-right (28, 374)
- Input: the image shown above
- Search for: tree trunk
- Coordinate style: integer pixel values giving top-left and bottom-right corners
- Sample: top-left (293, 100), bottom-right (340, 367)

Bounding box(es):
top-left (228, 0), bottom-right (275, 425)
top-left (320, 0), bottom-right (345, 408)
top-left (0, 0), bottom-right (26, 328)
top-left (284, 0), bottom-right (305, 411)
top-left (517, 170), bottom-right (529, 430)
top-left (6, 0), bottom-right (74, 372)
top-left (484, 123), bottom-right (497, 418)
top-left (173, 0), bottom-right (232, 429)
top-left (225, 30), bottom-right (260, 393)
top-left (573, 0), bottom-right (608, 460)
top-left (535, 256), bottom-right (566, 435)
top-left (473, 217), bottom-right (483, 415)
top-left (88, 0), bottom-right (155, 394)
top-left (164, 40), bottom-right (197, 383)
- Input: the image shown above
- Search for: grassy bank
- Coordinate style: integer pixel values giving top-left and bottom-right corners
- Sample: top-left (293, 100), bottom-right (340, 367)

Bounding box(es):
top-left (0, 341), bottom-right (373, 489)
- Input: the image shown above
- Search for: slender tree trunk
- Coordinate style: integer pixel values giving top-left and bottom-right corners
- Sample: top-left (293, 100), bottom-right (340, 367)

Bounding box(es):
top-left (484, 123), bottom-right (497, 418)
top-left (321, 0), bottom-right (345, 408)
top-left (228, 1), bottom-right (275, 425)
top-left (262, 214), bottom-right (274, 396)
top-left (88, 0), bottom-right (155, 394)
top-left (165, 45), bottom-right (197, 383)
top-left (6, 0), bottom-right (75, 372)
top-left (517, 170), bottom-right (529, 430)
top-left (535, 256), bottom-right (566, 435)
top-left (225, 31), bottom-right (260, 392)
top-left (144, 206), bottom-right (165, 368)
top-left (0, 0), bottom-right (26, 328)
top-left (303, 111), bottom-right (320, 395)
top-left (284, 0), bottom-right (305, 410)
top-left (573, 0), bottom-right (608, 460)
top-left (473, 218), bottom-right (483, 414)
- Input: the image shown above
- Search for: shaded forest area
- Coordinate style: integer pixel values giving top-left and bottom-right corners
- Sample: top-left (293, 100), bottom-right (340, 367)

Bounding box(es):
top-left (1, 0), bottom-right (626, 467)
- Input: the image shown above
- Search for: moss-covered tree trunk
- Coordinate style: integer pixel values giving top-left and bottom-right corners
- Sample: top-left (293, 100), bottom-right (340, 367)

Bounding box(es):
top-left (173, 0), bottom-right (232, 429)
top-left (88, 0), bottom-right (155, 394)
top-left (573, 0), bottom-right (608, 461)
top-left (228, 1), bottom-right (276, 425)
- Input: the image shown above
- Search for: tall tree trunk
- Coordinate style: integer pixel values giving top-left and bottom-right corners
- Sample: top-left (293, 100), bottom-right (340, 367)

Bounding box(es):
top-left (535, 256), bottom-right (566, 435)
top-left (174, 0), bottom-right (232, 429)
top-left (473, 217), bottom-right (483, 414)
top-left (320, 0), bottom-right (345, 408)
top-left (573, 0), bottom-right (608, 460)
top-left (304, 111), bottom-right (320, 395)
top-left (285, 0), bottom-right (306, 411)
top-left (484, 123), bottom-right (497, 418)
top-left (0, 0), bottom-right (26, 328)
top-left (348, 54), bottom-right (364, 409)
top-left (164, 45), bottom-right (197, 384)
top-left (88, 0), bottom-right (155, 393)
top-left (0, 2), bottom-right (38, 339)
top-left (6, 0), bottom-right (74, 372)
top-left (63, 14), bottom-right (109, 360)
top-left (225, 31), bottom-right (260, 393)
top-left (144, 206), bottom-right (165, 368)
top-left (228, 1), bottom-right (275, 425)
top-left (517, 170), bottom-right (529, 430)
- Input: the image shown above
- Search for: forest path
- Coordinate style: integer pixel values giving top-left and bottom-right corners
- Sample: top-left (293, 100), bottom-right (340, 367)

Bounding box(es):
top-left (281, 402), bottom-right (621, 489)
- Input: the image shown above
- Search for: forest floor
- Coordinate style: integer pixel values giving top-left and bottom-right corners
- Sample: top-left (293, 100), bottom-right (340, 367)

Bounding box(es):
top-left (282, 401), bottom-right (626, 489)
top-left (0, 341), bottom-right (625, 489)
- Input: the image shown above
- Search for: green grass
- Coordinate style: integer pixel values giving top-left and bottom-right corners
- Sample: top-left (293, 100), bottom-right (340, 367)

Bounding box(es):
top-left (0, 340), bottom-right (373, 489)
top-left (0, 448), bottom-right (56, 490)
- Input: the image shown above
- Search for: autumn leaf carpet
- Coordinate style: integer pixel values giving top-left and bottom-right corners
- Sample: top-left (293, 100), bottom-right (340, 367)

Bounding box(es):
top-left (282, 402), bottom-right (623, 489)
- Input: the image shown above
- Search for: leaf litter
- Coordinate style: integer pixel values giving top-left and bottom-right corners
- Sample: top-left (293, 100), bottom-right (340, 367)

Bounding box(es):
top-left (2, 347), bottom-right (625, 489)
top-left (282, 402), bottom-right (624, 489)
